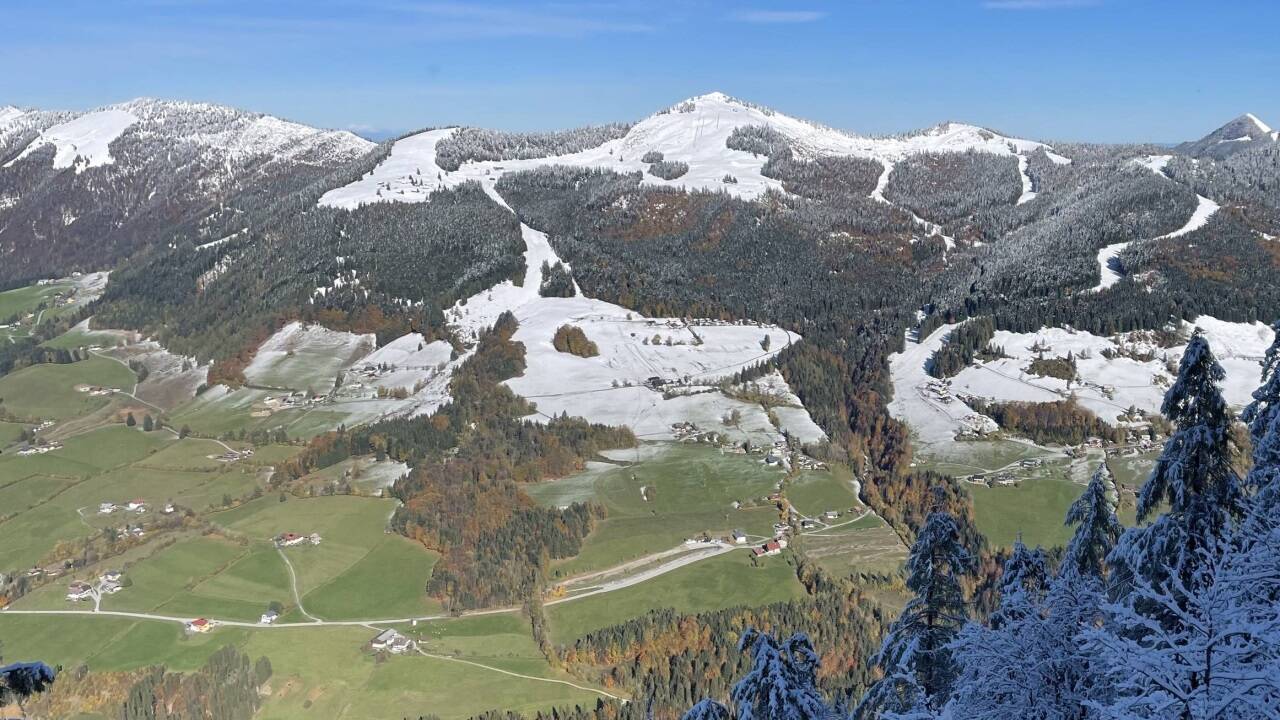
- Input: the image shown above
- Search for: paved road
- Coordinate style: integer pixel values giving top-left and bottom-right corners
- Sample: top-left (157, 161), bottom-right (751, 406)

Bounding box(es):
top-left (555, 542), bottom-right (733, 601)
top-left (2, 541), bottom-right (734, 629)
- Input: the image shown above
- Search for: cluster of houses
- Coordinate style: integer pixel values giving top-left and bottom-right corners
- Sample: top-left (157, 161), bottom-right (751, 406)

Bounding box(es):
top-left (26, 561), bottom-right (71, 580)
top-left (100, 499), bottom-right (172, 515)
top-left (369, 628), bottom-right (415, 654)
top-left (671, 421), bottom-right (719, 443)
top-left (274, 532), bottom-right (322, 547)
top-left (66, 570), bottom-right (125, 601)
top-left (964, 471), bottom-right (1017, 487)
top-left (212, 448), bottom-right (254, 462)
top-left (925, 378), bottom-right (957, 405)
top-left (264, 392), bottom-right (327, 410)
top-left (15, 441), bottom-right (63, 456)
top-left (723, 435), bottom-right (827, 472)
top-left (75, 384), bottom-right (118, 396)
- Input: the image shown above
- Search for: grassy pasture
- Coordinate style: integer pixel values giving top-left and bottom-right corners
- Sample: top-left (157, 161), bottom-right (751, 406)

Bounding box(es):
top-left (527, 443), bottom-right (787, 578)
top-left (302, 535), bottom-right (443, 620)
top-left (0, 357), bottom-right (137, 420)
top-left (545, 550), bottom-right (805, 644)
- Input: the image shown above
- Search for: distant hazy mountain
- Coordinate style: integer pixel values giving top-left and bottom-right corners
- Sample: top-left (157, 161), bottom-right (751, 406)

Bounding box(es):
top-left (3, 92), bottom-right (1278, 379)
top-left (0, 98), bottom-right (373, 286)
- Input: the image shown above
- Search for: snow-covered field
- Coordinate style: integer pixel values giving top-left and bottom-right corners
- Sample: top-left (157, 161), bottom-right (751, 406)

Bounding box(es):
top-left (5, 109), bottom-right (138, 172)
top-left (319, 92), bottom-right (1071, 209)
top-left (890, 317), bottom-right (1274, 453)
top-left (102, 337), bottom-right (209, 411)
top-left (219, 161), bottom-right (830, 443)
top-left (243, 321), bottom-right (376, 393)
top-left (888, 324), bottom-right (988, 449)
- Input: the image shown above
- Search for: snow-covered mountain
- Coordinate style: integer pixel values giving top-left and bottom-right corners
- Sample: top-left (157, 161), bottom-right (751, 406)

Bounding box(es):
top-left (0, 98), bottom-right (375, 285)
top-left (321, 91), bottom-right (1068, 208)
top-left (1177, 112), bottom-right (1278, 159)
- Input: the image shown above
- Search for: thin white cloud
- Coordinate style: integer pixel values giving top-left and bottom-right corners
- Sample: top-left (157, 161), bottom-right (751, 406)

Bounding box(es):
top-left (983, 0), bottom-right (1100, 9)
top-left (733, 9), bottom-right (827, 24)
top-left (389, 2), bottom-right (654, 37)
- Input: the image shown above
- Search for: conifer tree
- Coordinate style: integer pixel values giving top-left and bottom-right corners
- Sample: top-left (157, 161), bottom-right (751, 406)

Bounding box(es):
top-left (680, 630), bottom-right (829, 720)
top-left (856, 510), bottom-right (974, 717)
top-left (1241, 320), bottom-right (1280, 450)
top-left (1244, 413), bottom-right (1280, 536)
top-left (1062, 462), bottom-right (1123, 578)
top-left (1110, 329), bottom-right (1243, 592)
top-left (988, 538), bottom-right (1047, 630)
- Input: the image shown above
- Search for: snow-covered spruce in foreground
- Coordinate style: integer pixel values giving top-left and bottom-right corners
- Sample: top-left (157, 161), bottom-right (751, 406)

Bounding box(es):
top-left (889, 317), bottom-right (1274, 451)
top-left (319, 92), bottom-right (1070, 209)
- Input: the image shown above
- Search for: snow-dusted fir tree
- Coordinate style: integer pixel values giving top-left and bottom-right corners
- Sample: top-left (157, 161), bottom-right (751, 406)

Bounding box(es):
top-left (988, 538), bottom-right (1047, 630)
top-left (1110, 329), bottom-right (1243, 592)
top-left (1244, 413), bottom-right (1280, 536)
top-left (1086, 531), bottom-right (1280, 719)
top-left (1241, 320), bottom-right (1280, 450)
top-left (1084, 348), bottom-right (1280, 719)
top-left (680, 630), bottom-right (830, 720)
top-left (855, 511), bottom-right (974, 718)
top-left (946, 462), bottom-right (1122, 719)
top-left (1062, 462), bottom-right (1123, 578)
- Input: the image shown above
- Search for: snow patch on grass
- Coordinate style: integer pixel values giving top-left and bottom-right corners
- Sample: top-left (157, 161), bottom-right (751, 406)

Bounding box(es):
top-left (244, 322), bottom-right (376, 393)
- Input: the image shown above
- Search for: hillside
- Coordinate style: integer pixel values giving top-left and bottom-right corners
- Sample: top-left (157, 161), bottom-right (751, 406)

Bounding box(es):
top-left (3, 91), bottom-right (1280, 720)
top-left (0, 99), bottom-right (375, 287)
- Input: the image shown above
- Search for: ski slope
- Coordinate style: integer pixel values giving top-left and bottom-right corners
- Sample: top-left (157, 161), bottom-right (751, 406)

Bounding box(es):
top-left (1091, 194), bottom-right (1220, 292)
top-left (5, 108), bottom-right (138, 172)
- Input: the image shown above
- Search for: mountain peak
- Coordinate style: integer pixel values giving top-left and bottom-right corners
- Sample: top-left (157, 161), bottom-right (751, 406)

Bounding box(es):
top-left (1178, 112), bottom-right (1278, 158)
top-left (1243, 112), bottom-right (1272, 134)
top-left (0, 105), bottom-right (25, 125)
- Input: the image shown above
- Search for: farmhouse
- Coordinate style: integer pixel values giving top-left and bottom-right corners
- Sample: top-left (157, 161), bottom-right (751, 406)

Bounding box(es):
top-left (751, 539), bottom-right (784, 558)
top-left (126, 500), bottom-right (147, 512)
top-left (100, 570), bottom-right (122, 583)
top-left (260, 610), bottom-right (279, 625)
top-left (66, 582), bottom-right (93, 601)
top-left (731, 530), bottom-right (748, 544)
top-left (823, 510), bottom-right (840, 520)
top-left (187, 618), bottom-right (214, 633)
top-left (99, 502), bottom-right (117, 514)
top-left (370, 629), bottom-right (415, 653)
top-left (275, 531), bottom-right (322, 547)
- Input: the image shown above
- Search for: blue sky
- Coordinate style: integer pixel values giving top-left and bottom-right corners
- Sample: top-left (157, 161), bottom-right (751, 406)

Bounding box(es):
top-left (3, 0), bottom-right (1277, 142)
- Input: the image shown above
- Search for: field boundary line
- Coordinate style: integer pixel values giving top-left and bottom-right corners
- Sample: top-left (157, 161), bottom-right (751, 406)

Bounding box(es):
top-left (413, 646), bottom-right (626, 702)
